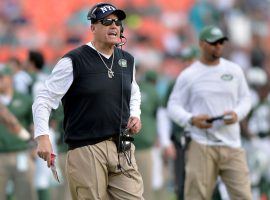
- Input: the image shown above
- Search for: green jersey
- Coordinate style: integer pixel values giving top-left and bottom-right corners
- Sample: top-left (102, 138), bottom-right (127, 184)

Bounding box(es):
top-left (0, 92), bottom-right (33, 152)
top-left (134, 81), bottom-right (160, 150)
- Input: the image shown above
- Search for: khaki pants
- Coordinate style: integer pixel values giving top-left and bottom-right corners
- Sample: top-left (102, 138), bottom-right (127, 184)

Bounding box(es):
top-left (66, 140), bottom-right (144, 200)
top-left (0, 151), bottom-right (36, 200)
top-left (135, 148), bottom-right (154, 200)
top-left (184, 140), bottom-right (252, 200)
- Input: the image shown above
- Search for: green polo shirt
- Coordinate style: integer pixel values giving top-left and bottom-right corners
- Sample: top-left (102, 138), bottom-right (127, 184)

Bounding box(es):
top-left (0, 92), bottom-right (32, 152)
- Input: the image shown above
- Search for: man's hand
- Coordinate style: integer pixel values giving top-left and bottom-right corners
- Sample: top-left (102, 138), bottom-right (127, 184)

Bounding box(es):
top-left (223, 111), bottom-right (238, 125)
top-left (0, 102), bottom-right (22, 134)
top-left (191, 114), bottom-right (213, 129)
top-left (36, 135), bottom-right (53, 167)
top-left (127, 116), bottom-right (141, 134)
top-left (163, 144), bottom-right (176, 160)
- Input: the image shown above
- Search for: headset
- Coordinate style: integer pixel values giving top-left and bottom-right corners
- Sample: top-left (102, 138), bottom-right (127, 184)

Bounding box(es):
top-left (117, 26), bottom-right (126, 47)
top-left (120, 26), bottom-right (124, 38)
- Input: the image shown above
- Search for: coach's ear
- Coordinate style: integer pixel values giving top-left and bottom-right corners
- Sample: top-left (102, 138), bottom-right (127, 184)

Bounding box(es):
top-left (91, 24), bottom-right (95, 33)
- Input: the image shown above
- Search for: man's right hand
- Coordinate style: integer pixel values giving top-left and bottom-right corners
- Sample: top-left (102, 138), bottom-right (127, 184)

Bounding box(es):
top-left (191, 115), bottom-right (213, 129)
top-left (36, 135), bottom-right (53, 167)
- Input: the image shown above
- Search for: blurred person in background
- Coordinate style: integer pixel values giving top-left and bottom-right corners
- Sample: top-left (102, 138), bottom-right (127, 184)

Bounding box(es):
top-left (250, 35), bottom-right (266, 69)
top-left (158, 46), bottom-right (198, 200)
top-left (134, 70), bottom-right (160, 200)
top-left (26, 50), bottom-right (49, 98)
top-left (0, 66), bottom-right (35, 200)
top-left (167, 25), bottom-right (252, 200)
top-left (25, 50), bottom-right (57, 200)
top-left (32, 2), bottom-right (144, 200)
top-left (242, 67), bottom-right (270, 199)
top-left (7, 57), bottom-right (32, 95)
top-left (157, 46), bottom-right (198, 200)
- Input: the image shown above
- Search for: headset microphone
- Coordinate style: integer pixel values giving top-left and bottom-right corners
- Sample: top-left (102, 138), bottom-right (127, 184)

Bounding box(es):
top-left (115, 26), bottom-right (126, 47)
top-left (115, 35), bottom-right (127, 47)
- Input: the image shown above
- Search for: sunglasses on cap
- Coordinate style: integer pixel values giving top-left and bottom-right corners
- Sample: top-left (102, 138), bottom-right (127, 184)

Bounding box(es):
top-left (206, 39), bottom-right (225, 46)
top-left (99, 18), bottom-right (122, 26)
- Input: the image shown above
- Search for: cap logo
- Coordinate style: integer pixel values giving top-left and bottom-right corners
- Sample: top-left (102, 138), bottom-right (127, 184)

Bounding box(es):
top-left (211, 28), bottom-right (222, 36)
top-left (100, 5), bottom-right (116, 13)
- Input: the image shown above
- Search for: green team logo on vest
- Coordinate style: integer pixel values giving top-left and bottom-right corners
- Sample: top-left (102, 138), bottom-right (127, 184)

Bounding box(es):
top-left (118, 59), bottom-right (127, 67)
top-left (221, 74), bottom-right (233, 81)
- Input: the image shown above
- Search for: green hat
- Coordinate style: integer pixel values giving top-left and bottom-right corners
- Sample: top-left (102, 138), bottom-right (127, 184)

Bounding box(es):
top-left (199, 25), bottom-right (228, 43)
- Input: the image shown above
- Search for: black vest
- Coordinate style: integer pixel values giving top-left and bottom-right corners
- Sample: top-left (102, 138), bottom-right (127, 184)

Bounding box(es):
top-left (62, 45), bottom-right (134, 149)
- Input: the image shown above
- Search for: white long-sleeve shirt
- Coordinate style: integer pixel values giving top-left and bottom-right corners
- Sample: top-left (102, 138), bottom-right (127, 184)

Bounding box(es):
top-left (156, 107), bottom-right (173, 148)
top-left (167, 58), bottom-right (251, 148)
top-left (33, 42), bottom-right (141, 138)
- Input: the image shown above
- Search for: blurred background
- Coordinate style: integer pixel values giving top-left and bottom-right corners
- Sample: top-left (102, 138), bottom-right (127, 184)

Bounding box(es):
top-left (1, 0), bottom-right (270, 199)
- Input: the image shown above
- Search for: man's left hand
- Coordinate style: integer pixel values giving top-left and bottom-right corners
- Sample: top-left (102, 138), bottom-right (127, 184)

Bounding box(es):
top-left (127, 116), bottom-right (141, 134)
top-left (223, 111), bottom-right (238, 125)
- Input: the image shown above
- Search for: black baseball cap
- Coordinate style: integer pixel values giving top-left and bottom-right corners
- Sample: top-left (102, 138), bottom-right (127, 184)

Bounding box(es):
top-left (88, 3), bottom-right (126, 23)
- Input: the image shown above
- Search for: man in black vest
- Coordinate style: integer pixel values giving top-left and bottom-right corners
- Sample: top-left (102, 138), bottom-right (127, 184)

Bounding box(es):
top-left (32, 3), bottom-right (144, 199)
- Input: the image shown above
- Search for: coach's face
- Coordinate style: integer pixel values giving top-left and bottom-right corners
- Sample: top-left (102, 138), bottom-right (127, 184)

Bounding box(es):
top-left (200, 39), bottom-right (225, 62)
top-left (91, 14), bottom-right (122, 46)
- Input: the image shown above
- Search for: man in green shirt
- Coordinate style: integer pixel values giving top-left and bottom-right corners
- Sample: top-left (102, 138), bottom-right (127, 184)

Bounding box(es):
top-left (0, 67), bottom-right (36, 200)
top-left (134, 70), bottom-right (160, 200)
